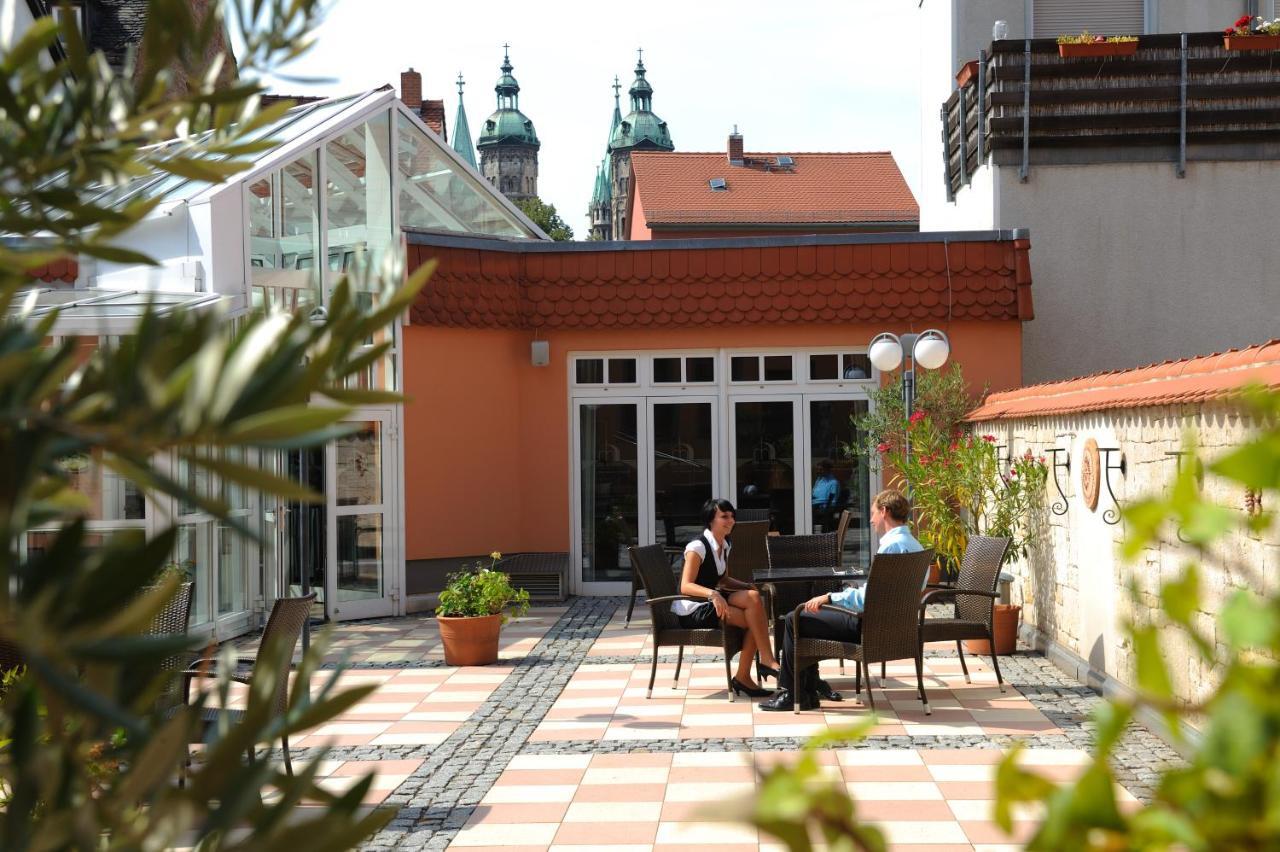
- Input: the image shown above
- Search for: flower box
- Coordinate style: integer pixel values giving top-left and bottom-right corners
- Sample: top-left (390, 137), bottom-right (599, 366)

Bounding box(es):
top-left (1224, 34), bottom-right (1280, 51)
top-left (955, 59), bottom-right (979, 88)
top-left (1058, 41), bottom-right (1139, 58)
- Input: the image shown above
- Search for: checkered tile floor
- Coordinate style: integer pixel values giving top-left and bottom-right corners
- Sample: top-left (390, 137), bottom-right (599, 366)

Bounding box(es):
top-left (451, 748), bottom-right (1132, 850)
top-left (531, 656), bottom-right (1060, 742)
top-left (232, 608), bottom-right (560, 665)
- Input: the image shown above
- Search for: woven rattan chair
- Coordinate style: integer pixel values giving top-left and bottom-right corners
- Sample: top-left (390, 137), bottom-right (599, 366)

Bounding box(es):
top-left (764, 532), bottom-right (841, 655)
top-left (918, 535), bottom-right (1012, 706)
top-left (629, 544), bottom-right (745, 702)
top-left (735, 507), bottom-right (771, 523)
top-left (182, 593), bottom-right (315, 775)
top-left (726, 521), bottom-right (769, 583)
top-left (834, 510), bottom-right (853, 566)
top-left (790, 549), bottom-right (934, 714)
top-left (150, 581), bottom-right (194, 713)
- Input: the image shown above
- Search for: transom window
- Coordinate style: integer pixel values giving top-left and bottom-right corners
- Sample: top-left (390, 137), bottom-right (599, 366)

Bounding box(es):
top-left (574, 357), bottom-right (638, 386)
top-left (809, 353), bottom-right (873, 382)
top-left (652, 355), bottom-right (715, 384)
top-left (730, 354), bottom-right (794, 384)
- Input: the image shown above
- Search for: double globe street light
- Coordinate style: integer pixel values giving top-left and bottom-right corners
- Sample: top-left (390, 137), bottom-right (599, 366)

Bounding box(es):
top-left (867, 329), bottom-right (951, 480)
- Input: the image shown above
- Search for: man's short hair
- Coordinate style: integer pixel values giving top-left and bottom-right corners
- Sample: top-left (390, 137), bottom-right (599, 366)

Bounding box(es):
top-left (873, 489), bottom-right (911, 523)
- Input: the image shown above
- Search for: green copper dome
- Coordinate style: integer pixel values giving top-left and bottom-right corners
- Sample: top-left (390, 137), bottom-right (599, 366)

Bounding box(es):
top-left (477, 48), bottom-right (539, 149)
top-left (609, 54), bottom-right (673, 152)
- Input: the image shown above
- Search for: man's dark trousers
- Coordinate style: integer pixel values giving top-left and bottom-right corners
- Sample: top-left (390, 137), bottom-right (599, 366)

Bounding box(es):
top-left (778, 606), bottom-right (862, 694)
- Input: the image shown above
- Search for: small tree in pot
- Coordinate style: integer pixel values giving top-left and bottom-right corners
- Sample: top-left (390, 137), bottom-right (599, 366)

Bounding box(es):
top-left (436, 553), bottom-right (531, 666)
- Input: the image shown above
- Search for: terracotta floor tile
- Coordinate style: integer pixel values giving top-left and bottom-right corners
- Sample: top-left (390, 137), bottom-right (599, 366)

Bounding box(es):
top-left (572, 783), bottom-right (667, 803)
top-left (936, 780), bottom-right (997, 800)
top-left (466, 803), bottom-right (570, 824)
top-left (552, 821), bottom-right (658, 845)
top-left (840, 764), bottom-right (934, 782)
top-left (495, 769), bottom-right (586, 786)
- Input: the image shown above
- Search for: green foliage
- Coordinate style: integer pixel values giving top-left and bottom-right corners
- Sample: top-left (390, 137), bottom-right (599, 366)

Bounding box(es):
top-left (1056, 30), bottom-right (1138, 44)
top-left (437, 553), bottom-right (531, 622)
top-left (849, 366), bottom-right (1047, 575)
top-left (0, 0), bottom-right (437, 848)
top-left (513, 196), bottom-right (574, 241)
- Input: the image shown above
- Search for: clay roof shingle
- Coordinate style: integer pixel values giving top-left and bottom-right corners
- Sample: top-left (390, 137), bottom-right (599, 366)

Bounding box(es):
top-left (26, 257), bottom-right (79, 284)
top-left (630, 151), bottom-right (919, 227)
top-left (967, 340), bottom-right (1280, 421)
top-left (407, 233), bottom-right (1031, 330)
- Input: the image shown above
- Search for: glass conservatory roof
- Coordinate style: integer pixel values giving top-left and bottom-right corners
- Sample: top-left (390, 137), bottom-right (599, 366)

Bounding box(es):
top-left (9, 288), bottom-right (222, 320)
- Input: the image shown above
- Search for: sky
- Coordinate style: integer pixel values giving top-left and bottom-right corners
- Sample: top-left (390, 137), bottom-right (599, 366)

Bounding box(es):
top-left (258, 0), bottom-right (928, 238)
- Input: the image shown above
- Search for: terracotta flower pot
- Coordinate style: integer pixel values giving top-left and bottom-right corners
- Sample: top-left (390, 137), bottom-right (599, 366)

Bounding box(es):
top-left (927, 560), bottom-right (943, 587)
top-left (955, 59), bottom-right (979, 88)
top-left (1058, 41), bottom-right (1138, 58)
top-left (1224, 34), bottom-right (1280, 51)
top-left (963, 604), bottom-right (1021, 656)
top-left (437, 613), bottom-right (502, 666)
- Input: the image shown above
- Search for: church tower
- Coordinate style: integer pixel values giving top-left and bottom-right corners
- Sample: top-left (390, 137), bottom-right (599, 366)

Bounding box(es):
top-left (451, 73), bottom-right (478, 169)
top-left (588, 77), bottom-right (623, 241)
top-left (607, 51), bottom-right (674, 239)
top-left (476, 46), bottom-right (540, 202)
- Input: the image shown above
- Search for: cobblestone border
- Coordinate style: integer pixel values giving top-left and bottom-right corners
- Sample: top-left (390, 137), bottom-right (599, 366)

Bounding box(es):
top-left (361, 597), bottom-right (621, 851)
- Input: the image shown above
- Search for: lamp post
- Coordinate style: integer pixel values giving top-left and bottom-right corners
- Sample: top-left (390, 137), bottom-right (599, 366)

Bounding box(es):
top-left (867, 329), bottom-right (951, 484)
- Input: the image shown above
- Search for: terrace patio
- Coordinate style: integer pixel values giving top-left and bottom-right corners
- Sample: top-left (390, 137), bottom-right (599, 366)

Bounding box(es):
top-left (213, 596), bottom-right (1181, 851)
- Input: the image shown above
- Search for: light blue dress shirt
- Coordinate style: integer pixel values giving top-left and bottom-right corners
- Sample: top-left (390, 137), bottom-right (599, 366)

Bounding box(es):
top-left (826, 524), bottom-right (923, 613)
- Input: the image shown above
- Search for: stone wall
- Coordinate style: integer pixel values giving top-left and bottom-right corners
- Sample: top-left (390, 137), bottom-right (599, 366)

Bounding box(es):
top-left (972, 402), bottom-right (1279, 711)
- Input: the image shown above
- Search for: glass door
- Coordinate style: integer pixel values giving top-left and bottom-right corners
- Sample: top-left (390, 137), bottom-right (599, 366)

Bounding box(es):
top-left (804, 396), bottom-right (873, 569)
top-left (574, 399), bottom-right (643, 593)
top-left (325, 411), bottom-right (398, 620)
top-left (648, 398), bottom-right (716, 550)
top-left (729, 397), bottom-right (802, 534)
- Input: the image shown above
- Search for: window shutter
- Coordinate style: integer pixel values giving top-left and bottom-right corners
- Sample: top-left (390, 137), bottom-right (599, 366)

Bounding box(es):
top-left (1033, 0), bottom-right (1144, 37)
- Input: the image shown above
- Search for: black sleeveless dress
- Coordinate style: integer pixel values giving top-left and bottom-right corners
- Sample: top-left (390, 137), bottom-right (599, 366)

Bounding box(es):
top-left (677, 530), bottom-right (726, 629)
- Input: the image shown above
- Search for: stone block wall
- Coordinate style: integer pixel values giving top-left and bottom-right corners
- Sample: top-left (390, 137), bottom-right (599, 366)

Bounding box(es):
top-left (972, 403), bottom-right (1279, 710)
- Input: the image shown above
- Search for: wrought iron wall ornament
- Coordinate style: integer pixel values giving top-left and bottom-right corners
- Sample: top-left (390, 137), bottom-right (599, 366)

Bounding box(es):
top-left (996, 444), bottom-right (1012, 490)
top-left (1100, 447), bottom-right (1127, 525)
top-left (1080, 438), bottom-right (1101, 512)
top-left (1046, 447), bottom-right (1071, 516)
top-left (1165, 451), bottom-right (1196, 543)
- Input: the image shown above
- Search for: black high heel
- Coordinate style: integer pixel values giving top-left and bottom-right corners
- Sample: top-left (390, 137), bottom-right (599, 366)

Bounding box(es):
top-left (730, 677), bottom-right (773, 698)
top-left (756, 662), bottom-right (780, 683)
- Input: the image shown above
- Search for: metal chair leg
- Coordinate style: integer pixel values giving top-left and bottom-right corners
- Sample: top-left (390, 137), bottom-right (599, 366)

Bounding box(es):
top-left (956, 639), bottom-right (971, 683)
top-left (988, 629), bottom-right (1007, 693)
top-left (915, 651), bottom-right (930, 715)
top-left (647, 641), bottom-right (659, 699)
top-left (723, 644), bottom-right (736, 703)
top-left (673, 645), bottom-right (684, 687)
top-left (880, 661), bottom-right (886, 685)
top-left (282, 735), bottom-right (293, 776)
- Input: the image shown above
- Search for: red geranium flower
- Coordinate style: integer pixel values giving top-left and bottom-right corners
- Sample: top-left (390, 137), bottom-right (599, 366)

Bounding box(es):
top-left (909, 410), bottom-right (927, 424)
top-left (1236, 13), bottom-right (1253, 28)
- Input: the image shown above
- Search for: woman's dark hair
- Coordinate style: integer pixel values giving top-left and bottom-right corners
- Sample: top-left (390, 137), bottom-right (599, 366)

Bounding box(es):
top-left (701, 497), bottom-right (736, 529)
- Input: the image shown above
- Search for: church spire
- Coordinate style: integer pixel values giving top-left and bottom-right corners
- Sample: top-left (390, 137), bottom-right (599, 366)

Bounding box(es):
top-left (452, 72), bottom-right (477, 169)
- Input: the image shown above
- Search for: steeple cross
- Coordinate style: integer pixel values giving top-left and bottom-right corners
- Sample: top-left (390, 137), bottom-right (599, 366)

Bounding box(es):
top-left (502, 42), bottom-right (510, 61)
top-left (457, 72), bottom-right (465, 97)
top-left (612, 76), bottom-right (621, 99)
top-left (636, 47), bottom-right (644, 64)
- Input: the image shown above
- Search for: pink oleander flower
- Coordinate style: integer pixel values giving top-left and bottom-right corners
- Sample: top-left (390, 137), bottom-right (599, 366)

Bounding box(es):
top-left (909, 410), bottom-right (927, 424)
top-left (982, 434), bottom-right (997, 443)
top-left (876, 442), bottom-right (891, 453)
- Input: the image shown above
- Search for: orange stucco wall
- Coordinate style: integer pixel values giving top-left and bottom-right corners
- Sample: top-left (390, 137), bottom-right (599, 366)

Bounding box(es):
top-left (628, 192), bottom-right (652, 241)
top-left (402, 320), bottom-right (1022, 561)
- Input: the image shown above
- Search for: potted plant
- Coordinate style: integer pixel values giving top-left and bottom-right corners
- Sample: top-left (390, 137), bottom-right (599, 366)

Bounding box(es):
top-left (1057, 31), bottom-right (1139, 58)
top-left (436, 552), bottom-right (530, 666)
top-left (1224, 14), bottom-right (1280, 50)
top-left (955, 59), bottom-right (979, 88)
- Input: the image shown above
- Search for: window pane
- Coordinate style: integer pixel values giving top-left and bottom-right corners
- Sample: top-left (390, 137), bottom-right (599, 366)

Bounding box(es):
top-left (249, 152), bottom-right (320, 312)
top-left (337, 513), bottom-right (383, 601)
top-left (176, 521), bottom-right (214, 626)
top-left (809, 354), bottom-right (838, 381)
top-left (653, 357), bottom-right (682, 383)
top-left (764, 355), bottom-right (793, 381)
top-left (685, 357), bottom-right (715, 383)
top-left (326, 112), bottom-right (395, 287)
top-left (217, 520), bottom-right (247, 615)
top-left (576, 359), bottom-right (604, 384)
top-left (734, 401), bottom-right (795, 534)
top-left (809, 399), bottom-right (872, 569)
top-left (842, 354), bottom-right (872, 380)
top-left (579, 404), bottom-right (638, 583)
top-left (396, 112), bottom-right (529, 237)
top-left (652, 402), bottom-right (713, 547)
top-left (336, 422), bottom-right (382, 507)
top-left (608, 358), bottom-right (637, 384)
top-left (731, 356), bottom-right (759, 382)
top-left (61, 452), bottom-right (145, 521)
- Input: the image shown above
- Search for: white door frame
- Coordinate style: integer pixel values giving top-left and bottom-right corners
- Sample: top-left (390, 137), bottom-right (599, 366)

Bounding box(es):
top-left (645, 395), bottom-right (720, 550)
top-left (325, 407), bottom-right (401, 620)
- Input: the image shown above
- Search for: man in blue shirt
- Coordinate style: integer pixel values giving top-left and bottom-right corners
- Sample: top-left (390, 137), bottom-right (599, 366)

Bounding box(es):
top-left (761, 489), bottom-right (924, 712)
top-left (811, 460), bottom-right (841, 532)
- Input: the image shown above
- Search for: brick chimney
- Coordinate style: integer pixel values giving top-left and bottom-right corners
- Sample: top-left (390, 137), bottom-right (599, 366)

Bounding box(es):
top-left (400, 67), bottom-right (422, 111)
top-left (728, 126), bottom-right (744, 165)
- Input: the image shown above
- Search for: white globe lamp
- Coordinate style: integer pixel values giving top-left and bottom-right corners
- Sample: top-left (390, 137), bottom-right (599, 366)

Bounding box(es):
top-left (912, 329), bottom-right (951, 370)
top-left (868, 333), bottom-right (904, 373)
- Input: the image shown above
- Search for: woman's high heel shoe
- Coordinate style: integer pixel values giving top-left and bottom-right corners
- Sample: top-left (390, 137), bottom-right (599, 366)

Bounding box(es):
top-left (730, 677), bottom-right (773, 698)
top-left (756, 662), bottom-right (780, 683)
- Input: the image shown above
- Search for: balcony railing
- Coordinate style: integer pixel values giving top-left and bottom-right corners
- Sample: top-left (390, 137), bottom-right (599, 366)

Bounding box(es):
top-left (942, 33), bottom-right (1280, 199)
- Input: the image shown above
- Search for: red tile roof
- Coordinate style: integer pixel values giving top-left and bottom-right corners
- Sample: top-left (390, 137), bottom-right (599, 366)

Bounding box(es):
top-left (407, 234), bottom-right (1032, 330)
top-left (630, 152), bottom-right (919, 227)
top-left (967, 340), bottom-right (1280, 420)
top-left (26, 258), bottom-right (79, 284)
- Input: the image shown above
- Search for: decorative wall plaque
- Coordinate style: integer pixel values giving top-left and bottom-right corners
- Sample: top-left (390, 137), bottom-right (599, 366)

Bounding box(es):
top-left (1081, 438), bottom-right (1101, 512)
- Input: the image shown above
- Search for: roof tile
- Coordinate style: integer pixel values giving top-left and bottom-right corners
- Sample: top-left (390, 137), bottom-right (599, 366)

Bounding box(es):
top-left (630, 151), bottom-right (919, 227)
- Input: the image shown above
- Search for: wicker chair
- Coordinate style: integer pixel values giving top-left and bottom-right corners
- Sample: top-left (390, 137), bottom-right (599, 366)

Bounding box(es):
top-left (764, 532), bottom-right (841, 656)
top-left (726, 521), bottom-right (769, 583)
top-left (834, 510), bottom-right (854, 566)
top-left (790, 549), bottom-right (935, 714)
top-left (629, 544), bottom-right (745, 702)
top-left (150, 581), bottom-right (195, 713)
top-left (918, 535), bottom-right (1012, 706)
top-left (735, 507), bottom-right (771, 523)
top-left (182, 593), bottom-right (315, 775)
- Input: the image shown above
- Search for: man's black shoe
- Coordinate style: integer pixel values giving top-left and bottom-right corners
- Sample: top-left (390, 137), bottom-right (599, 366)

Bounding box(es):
top-left (760, 689), bottom-right (820, 712)
top-left (815, 678), bottom-right (844, 702)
